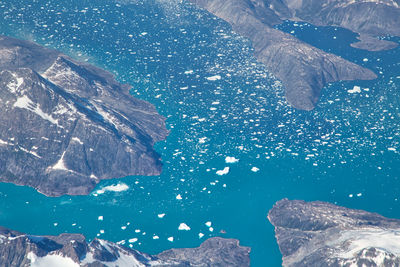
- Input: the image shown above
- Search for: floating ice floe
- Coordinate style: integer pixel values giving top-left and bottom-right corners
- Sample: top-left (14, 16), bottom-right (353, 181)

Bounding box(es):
top-left (348, 86), bottom-right (361, 94)
top-left (205, 221), bottom-right (212, 227)
top-left (206, 75), bottom-right (221, 81)
top-left (128, 238), bottom-right (138, 243)
top-left (178, 223), bottom-right (191, 231)
top-left (251, 167), bottom-right (260, 172)
top-left (216, 167), bottom-right (230, 176)
top-left (199, 233), bottom-right (204, 238)
top-left (167, 236), bottom-right (174, 242)
top-left (153, 235), bottom-right (159, 240)
top-left (98, 216), bottom-right (103, 221)
top-left (158, 213), bottom-right (166, 218)
top-left (176, 194), bottom-right (182, 200)
top-left (225, 156), bottom-right (239, 163)
top-left (95, 183), bottom-right (129, 195)
top-left (388, 147), bottom-right (397, 152)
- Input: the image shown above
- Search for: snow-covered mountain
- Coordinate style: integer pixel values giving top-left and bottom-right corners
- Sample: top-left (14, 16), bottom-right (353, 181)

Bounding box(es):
top-left (0, 35), bottom-right (168, 196)
top-left (269, 199), bottom-right (400, 266)
top-left (0, 226), bottom-right (250, 267)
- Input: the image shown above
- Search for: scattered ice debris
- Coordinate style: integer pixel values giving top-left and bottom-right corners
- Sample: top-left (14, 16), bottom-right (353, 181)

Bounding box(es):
top-left (198, 137), bottom-right (207, 144)
top-left (388, 147), bottom-right (397, 152)
top-left (128, 238), bottom-right (138, 243)
top-left (225, 156), bottom-right (239, 163)
top-left (95, 183), bottom-right (129, 195)
top-left (216, 167), bottom-right (230, 176)
top-left (178, 223), bottom-right (191, 231)
top-left (98, 216), bottom-right (103, 221)
top-left (199, 233), bottom-right (204, 239)
top-left (167, 237), bottom-right (174, 242)
top-left (251, 167), bottom-right (260, 172)
top-left (184, 70), bottom-right (193, 74)
top-left (348, 86), bottom-right (361, 94)
top-left (206, 75), bottom-right (221, 81)
top-left (205, 221), bottom-right (212, 227)
top-left (176, 194), bottom-right (183, 200)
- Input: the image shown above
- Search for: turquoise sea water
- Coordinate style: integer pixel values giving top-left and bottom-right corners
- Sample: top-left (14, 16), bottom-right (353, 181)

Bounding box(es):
top-left (0, 0), bottom-right (399, 266)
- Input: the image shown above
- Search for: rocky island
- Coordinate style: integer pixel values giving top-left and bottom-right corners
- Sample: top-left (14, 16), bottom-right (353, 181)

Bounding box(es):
top-left (0, 35), bottom-right (168, 196)
top-left (268, 199), bottom-right (400, 266)
top-left (189, 0), bottom-right (400, 110)
top-left (0, 226), bottom-right (250, 266)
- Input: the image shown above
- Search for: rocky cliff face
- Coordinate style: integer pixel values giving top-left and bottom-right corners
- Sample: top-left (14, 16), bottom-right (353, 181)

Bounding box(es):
top-left (188, 0), bottom-right (400, 110)
top-left (268, 199), bottom-right (400, 267)
top-left (0, 35), bottom-right (168, 196)
top-left (0, 226), bottom-right (250, 267)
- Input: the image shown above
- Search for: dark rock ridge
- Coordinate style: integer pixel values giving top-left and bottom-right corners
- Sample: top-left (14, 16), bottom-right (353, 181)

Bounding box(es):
top-left (0, 35), bottom-right (168, 196)
top-left (268, 199), bottom-right (400, 266)
top-left (188, 0), bottom-right (400, 110)
top-left (0, 226), bottom-right (250, 266)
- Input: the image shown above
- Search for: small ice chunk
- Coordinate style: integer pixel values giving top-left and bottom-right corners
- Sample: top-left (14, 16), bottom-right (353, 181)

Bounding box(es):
top-left (199, 233), bottom-right (204, 238)
top-left (225, 156), bottom-right (239, 163)
top-left (153, 235), bottom-right (159, 240)
top-left (176, 194), bottom-right (183, 200)
top-left (216, 167), bottom-right (229, 176)
top-left (209, 227), bottom-right (214, 232)
top-left (96, 183), bottom-right (129, 194)
top-left (121, 226), bottom-right (127, 230)
top-left (167, 236), bottom-right (174, 242)
top-left (205, 221), bottom-right (212, 227)
top-left (206, 75), bottom-right (221, 81)
top-left (348, 86), bottom-right (361, 94)
top-left (251, 167), bottom-right (260, 172)
top-left (158, 213), bottom-right (166, 218)
top-left (349, 194), bottom-right (353, 198)
top-left (98, 216), bottom-right (103, 221)
top-left (178, 223), bottom-right (191, 231)
top-left (128, 238), bottom-right (138, 243)
top-left (388, 147), bottom-right (397, 152)
top-left (357, 193), bottom-right (363, 197)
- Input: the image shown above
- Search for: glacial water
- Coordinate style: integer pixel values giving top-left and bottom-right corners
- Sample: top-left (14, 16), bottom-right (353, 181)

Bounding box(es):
top-left (0, 0), bottom-right (399, 266)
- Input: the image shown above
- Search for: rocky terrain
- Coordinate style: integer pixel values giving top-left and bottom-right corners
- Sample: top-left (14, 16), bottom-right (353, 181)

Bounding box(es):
top-left (268, 199), bottom-right (400, 266)
top-left (188, 0), bottom-right (400, 110)
top-left (0, 226), bottom-right (250, 267)
top-left (0, 35), bottom-right (168, 196)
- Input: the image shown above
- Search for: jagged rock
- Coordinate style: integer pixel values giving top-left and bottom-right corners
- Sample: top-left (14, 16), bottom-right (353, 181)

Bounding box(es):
top-left (268, 199), bottom-right (400, 267)
top-left (0, 226), bottom-right (250, 267)
top-left (0, 35), bottom-right (168, 196)
top-left (188, 0), bottom-right (400, 110)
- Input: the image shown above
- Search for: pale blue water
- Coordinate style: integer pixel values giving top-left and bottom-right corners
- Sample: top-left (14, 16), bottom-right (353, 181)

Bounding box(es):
top-left (0, 0), bottom-right (399, 266)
